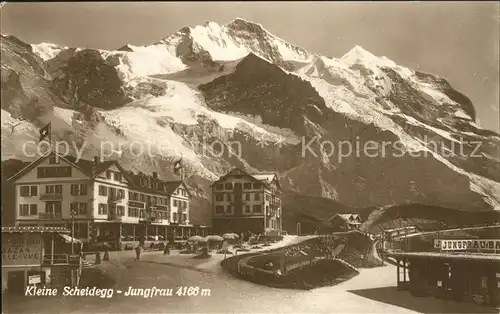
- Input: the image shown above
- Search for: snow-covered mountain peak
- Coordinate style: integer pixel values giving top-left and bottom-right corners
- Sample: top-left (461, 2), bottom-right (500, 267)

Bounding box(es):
top-left (340, 45), bottom-right (381, 65)
top-left (30, 42), bottom-right (67, 61)
top-left (156, 19), bottom-right (313, 63)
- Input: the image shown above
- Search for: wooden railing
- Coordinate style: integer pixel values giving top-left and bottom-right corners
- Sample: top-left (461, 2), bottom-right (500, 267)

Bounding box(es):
top-left (39, 193), bottom-right (63, 201)
top-left (39, 212), bottom-right (63, 219)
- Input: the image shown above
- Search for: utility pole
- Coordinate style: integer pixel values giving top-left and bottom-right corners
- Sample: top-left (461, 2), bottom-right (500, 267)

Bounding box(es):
top-left (71, 208), bottom-right (76, 255)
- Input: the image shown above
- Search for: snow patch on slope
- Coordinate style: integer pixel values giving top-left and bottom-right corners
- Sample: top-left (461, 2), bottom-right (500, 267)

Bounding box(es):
top-left (1, 110), bottom-right (39, 160)
top-left (31, 43), bottom-right (67, 61)
top-left (98, 80), bottom-right (300, 172)
top-left (53, 107), bottom-right (77, 126)
top-left (98, 45), bottom-right (187, 82)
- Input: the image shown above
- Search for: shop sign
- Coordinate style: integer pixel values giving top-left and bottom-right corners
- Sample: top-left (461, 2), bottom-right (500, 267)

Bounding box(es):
top-left (434, 239), bottom-right (500, 251)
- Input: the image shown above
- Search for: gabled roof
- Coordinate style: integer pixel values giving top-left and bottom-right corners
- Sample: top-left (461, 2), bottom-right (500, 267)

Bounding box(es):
top-left (126, 172), bottom-right (192, 197)
top-left (329, 213), bottom-right (362, 224)
top-left (7, 150), bottom-right (92, 182)
top-left (5, 150), bottom-right (191, 197)
top-left (251, 173), bottom-right (276, 182)
top-left (211, 168), bottom-right (280, 189)
top-left (7, 150), bottom-right (129, 183)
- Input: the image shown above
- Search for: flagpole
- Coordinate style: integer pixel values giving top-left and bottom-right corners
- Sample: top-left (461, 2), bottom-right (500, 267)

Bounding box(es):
top-left (180, 154), bottom-right (184, 181)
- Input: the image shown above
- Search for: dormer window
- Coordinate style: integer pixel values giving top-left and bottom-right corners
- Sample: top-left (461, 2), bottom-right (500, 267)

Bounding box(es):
top-left (49, 156), bottom-right (59, 164)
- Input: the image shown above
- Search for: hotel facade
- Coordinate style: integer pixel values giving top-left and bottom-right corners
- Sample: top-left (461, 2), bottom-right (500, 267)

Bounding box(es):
top-left (211, 168), bottom-right (283, 236)
top-left (7, 151), bottom-right (208, 250)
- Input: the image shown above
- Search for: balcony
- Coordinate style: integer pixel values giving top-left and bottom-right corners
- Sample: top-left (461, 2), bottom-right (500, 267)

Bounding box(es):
top-left (39, 212), bottom-right (62, 219)
top-left (108, 212), bottom-right (124, 221)
top-left (149, 217), bottom-right (169, 225)
top-left (39, 193), bottom-right (63, 201)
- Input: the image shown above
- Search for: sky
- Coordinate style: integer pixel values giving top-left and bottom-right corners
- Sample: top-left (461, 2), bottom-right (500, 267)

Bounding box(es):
top-left (1, 1), bottom-right (499, 132)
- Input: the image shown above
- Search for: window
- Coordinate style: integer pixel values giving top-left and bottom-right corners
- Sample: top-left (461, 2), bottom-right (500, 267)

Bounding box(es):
top-left (215, 184), bottom-right (224, 190)
top-left (20, 186), bottom-right (37, 196)
top-left (19, 204), bottom-right (29, 216)
top-left (106, 171), bottom-right (112, 179)
top-left (70, 202), bottom-right (88, 215)
top-left (128, 208), bottom-right (139, 217)
top-left (215, 205), bottom-right (224, 214)
top-left (182, 214), bottom-right (187, 223)
top-left (254, 193), bottom-right (260, 201)
top-left (48, 156), bottom-right (59, 164)
top-left (266, 205), bottom-right (269, 215)
top-left (79, 203), bottom-right (88, 215)
top-left (20, 186), bottom-right (29, 196)
top-left (253, 183), bottom-right (261, 189)
top-left (174, 200), bottom-right (178, 207)
top-left (70, 202), bottom-right (78, 215)
top-left (117, 189), bottom-right (125, 199)
top-left (173, 212), bottom-right (178, 222)
top-left (226, 194), bottom-right (232, 201)
top-left (244, 183), bottom-right (252, 189)
top-left (71, 184), bottom-right (87, 196)
top-left (140, 194), bottom-right (145, 202)
top-left (115, 172), bottom-right (122, 182)
top-left (45, 185), bottom-right (62, 194)
top-left (98, 203), bottom-right (108, 215)
top-left (245, 205), bottom-right (251, 213)
top-left (266, 194), bottom-right (270, 201)
top-left (29, 204), bottom-right (37, 215)
top-left (98, 185), bottom-right (108, 196)
top-left (224, 183), bottom-right (233, 190)
top-left (116, 206), bottom-right (125, 216)
top-left (226, 205), bottom-right (233, 214)
top-left (253, 205), bottom-right (262, 212)
top-left (46, 202), bottom-right (62, 214)
top-left (37, 166), bottom-right (71, 178)
top-left (245, 193), bottom-right (250, 201)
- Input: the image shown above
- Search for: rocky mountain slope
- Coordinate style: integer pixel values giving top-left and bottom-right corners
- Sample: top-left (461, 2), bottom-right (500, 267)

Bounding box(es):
top-left (2, 18), bottom-right (500, 226)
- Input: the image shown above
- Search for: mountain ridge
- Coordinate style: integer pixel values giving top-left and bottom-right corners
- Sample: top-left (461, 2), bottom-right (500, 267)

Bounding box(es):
top-left (2, 19), bottom-right (500, 228)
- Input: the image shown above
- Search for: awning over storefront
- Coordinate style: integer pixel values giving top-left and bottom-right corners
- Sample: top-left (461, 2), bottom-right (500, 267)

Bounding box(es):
top-left (59, 234), bottom-right (82, 244)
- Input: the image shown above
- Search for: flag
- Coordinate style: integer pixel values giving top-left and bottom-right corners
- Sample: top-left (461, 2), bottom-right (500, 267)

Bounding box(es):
top-left (173, 158), bottom-right (182, 175)
top-left (39, 122), bottom-right (51, 142)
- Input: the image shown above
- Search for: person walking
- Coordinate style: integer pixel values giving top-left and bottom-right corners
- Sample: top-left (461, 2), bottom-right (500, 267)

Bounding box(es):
top-left (135, 245), bottom-right (143, 260)
top-left (163, 243), bottom-right (170, 255)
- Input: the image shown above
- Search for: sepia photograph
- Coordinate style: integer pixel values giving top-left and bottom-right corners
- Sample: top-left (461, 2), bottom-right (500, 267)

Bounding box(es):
top-left (1, 1), bottom-right (499, 313)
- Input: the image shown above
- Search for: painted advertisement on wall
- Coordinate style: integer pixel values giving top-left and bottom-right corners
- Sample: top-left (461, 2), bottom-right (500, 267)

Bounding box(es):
top-left (1, 233), bottom-right (43, 266)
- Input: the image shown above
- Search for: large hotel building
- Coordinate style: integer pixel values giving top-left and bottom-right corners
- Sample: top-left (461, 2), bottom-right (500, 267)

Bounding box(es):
top-left (211, 168), bottom-right (283, 236)
top-left (5, 151), bottom-right (208, 250)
